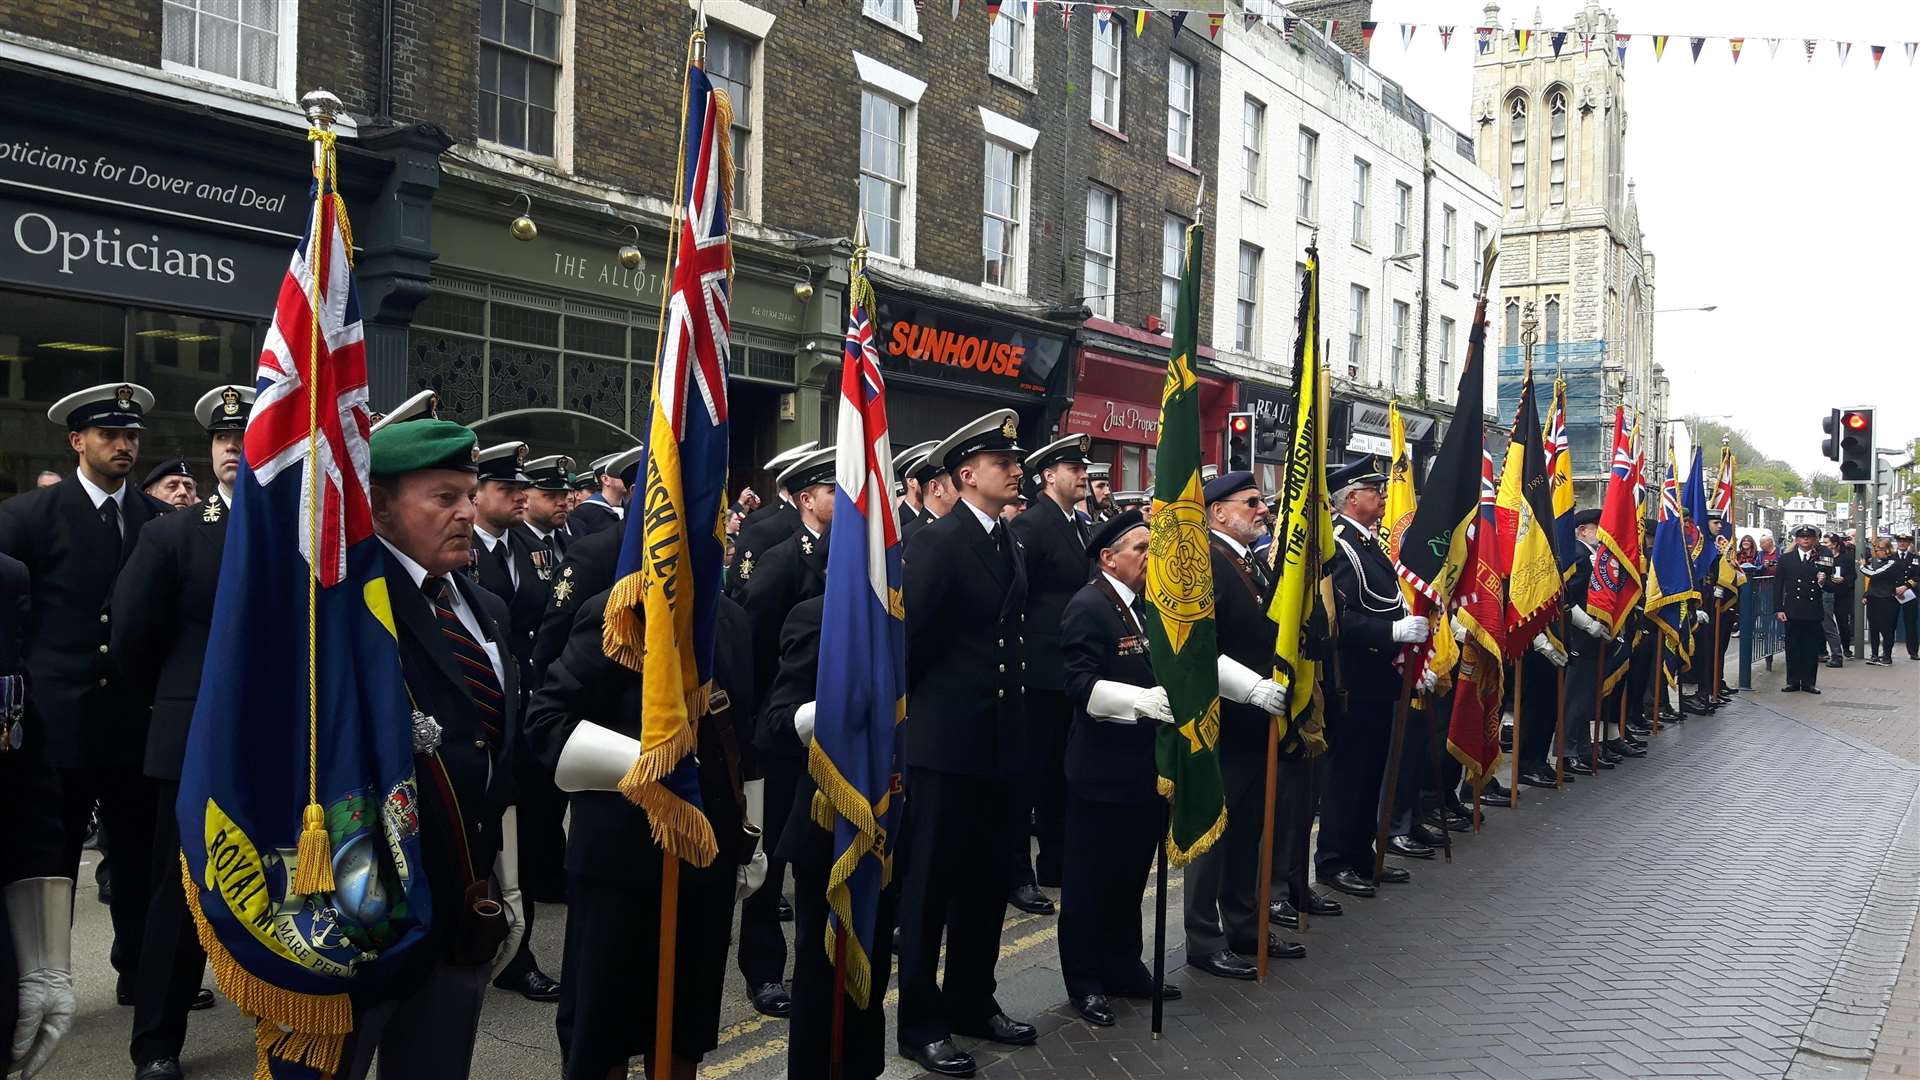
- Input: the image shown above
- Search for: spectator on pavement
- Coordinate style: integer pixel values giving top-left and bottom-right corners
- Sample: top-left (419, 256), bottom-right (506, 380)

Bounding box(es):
top-left (1862, 538), bottom-right (1900, 666)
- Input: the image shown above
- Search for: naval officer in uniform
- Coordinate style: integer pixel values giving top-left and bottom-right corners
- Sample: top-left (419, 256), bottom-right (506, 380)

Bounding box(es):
top-left (895, 411), bottom-right (1036, 1077)
top-left (1775, 524), bottom-right (1830, 693)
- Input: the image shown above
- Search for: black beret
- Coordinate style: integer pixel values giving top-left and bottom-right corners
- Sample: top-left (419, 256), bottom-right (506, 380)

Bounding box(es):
top-left (1086, 509), bottom-right (1146, 556)
top-left (1204, 470), bottom-right (1259, 504)
top-left (141, 459), bottom-right (193, 489)
top-left (1574, 508), bottom-right (1601, 528)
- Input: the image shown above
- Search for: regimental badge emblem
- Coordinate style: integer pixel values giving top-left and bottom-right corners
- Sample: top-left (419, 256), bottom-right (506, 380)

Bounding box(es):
top-left (220, 387), bottom-right (241, 416)
top-left (1000, 415), bottom-right (1018, 440)
top-left (800, 534), bottom-right (815, 556)
top-left (115, 385), bottom-right (135, 408)
top-left (1144, 476), bottom-right (1215, 653)
top-left (738, 553), bottom-right (755, 580)
top-left (426, 392), bottom-right (441, 418)
top-left (516, 444), bottom-right (529, 463)
top-left (470, 445), bottom-right (480, 463)
top-left (1078, 435), bottom-right (1091, 454)
top-left (552, 579), bottom-right (573, 604)
top-left (202, 495), bottom-right (223, 524)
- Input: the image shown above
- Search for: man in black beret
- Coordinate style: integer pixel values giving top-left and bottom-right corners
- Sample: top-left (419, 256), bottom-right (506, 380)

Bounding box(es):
top-left (1185, 470), bottom-right (1308, 981)
top-left (1558, 507), bottom-right (1625, 773)
top-left (0, 382), bottom-right (167, 1013)
top-left (140, 460), bottom-right (197, 510)
top-left (1055, 510), bottom-right (1186, 1025)
top-left (115, 384), bottom-right (254, 1079)
top-left (1775, 525), bottom-right (1830, 693)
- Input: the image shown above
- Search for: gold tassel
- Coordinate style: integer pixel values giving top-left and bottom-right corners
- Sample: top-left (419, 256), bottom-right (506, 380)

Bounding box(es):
top-left (292, 802), bottom-right (334, 895)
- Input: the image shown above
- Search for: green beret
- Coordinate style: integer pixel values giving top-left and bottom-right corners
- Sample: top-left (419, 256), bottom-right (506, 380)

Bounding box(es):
top-left (369, 419), bottom-right (477, 477)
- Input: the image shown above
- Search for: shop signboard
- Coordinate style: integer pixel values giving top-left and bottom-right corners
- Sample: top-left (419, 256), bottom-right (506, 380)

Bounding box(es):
top-left (870, 287), bottom-right (1064, 399)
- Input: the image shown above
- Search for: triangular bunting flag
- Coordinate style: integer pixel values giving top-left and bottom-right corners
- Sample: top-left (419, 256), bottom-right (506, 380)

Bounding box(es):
top-left (1169, 10), bottom-right (1187, 36)
top-left (1765, 37), bottom-right (1780, 58)
top-left (1837, 41), bottom-right (1851, 65)
top-left (1579, 31), bottom-right (1594, 54)
top-left (1688, 36), bottom-right (1704, 63)
top-left (1134, 7), bottom-right (1146, 36)
top-left (1208, 12), bottom-right (1224, 39)
top-left (1439, 25), bottom-right (1455, 50)
top-left (1805, 39), bottom-right (1817, 62)
top-left (1281, 16), bottom-right (1297, 44)
top-left (1730, 38), bottom-right (1743, 64)
top-left (1872, 44), bottom-right (1885, 68)
top-left (1653, 34), bottom-right (1668, 61)
top-left (1245, 6), bottom-right (1262, 27)
top-left (1057, 0), bottom-right (1070, 30)
top-left (1401, 23), bottom-right (1415, 50)
top-left (1476, 27), bottom-right (1493, 55)
top-left (912, 0), bottom-right (924, 12)
top-left (1615, 33), bottom-right (1630, 64)
top-left (950, 0), bottom-right (960, 18)
top-left (1324, 19), bottom-right (1338, 39)
top-left (1514, 28), bottom-right (1530, 53)
top-left (1093, 3), bottom-right (1113, 32)
top-left (1907, 42), bottom-right (1917, 66)
top-left (1550, 31), bottom-right (1566, 56)
top-left (1362, 21), bottom-right (1378, 48)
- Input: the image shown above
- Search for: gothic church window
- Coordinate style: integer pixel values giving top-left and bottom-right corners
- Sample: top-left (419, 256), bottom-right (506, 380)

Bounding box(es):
top-left (1507, 93), bottom-right (1528, 210)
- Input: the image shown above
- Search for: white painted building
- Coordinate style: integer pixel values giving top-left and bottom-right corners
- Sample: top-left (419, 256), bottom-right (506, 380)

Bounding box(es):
top-left (1781, 495), bottom-right (1830, 533)
top-left (1208, 13), bottom-right (1502, 437)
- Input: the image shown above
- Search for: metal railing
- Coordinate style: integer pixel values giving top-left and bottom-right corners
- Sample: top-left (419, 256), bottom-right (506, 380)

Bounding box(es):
top-left (1737, 573), bottom-right (1782, 687)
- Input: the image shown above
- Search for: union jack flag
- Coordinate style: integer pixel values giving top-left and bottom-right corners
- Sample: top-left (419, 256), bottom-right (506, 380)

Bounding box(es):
top-left (246, 158), bottom-right (372, 587)
top-left (656, 60), bottom-right (734, 439)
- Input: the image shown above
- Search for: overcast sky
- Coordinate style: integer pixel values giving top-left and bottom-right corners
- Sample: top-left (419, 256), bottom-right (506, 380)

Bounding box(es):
top-left (1366, 0), bottom-right (1920, 476)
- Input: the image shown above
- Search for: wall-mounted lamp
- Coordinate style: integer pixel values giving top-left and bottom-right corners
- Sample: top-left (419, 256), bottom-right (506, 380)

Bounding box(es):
top-left (793, 265), bottom-right (814, 303)
top-left (616, 224), bottom-right (643, 270)
top-left (509, 193), bottom-right (537, 241)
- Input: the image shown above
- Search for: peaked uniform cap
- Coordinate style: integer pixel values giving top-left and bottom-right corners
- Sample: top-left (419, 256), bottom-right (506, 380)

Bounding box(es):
top-left (895, 441), bottom-right (938, 481)
top-left (476, 441), bottom-right (532, 484)
top-left (523, 454), bottom-right (576, 491)
top-left (50, 382), bottom-right (155, 431)
top-left (932, 410), bottom-right (1025, 474)
top-left (1025, 433), bottom-right (1094, 473)
top-left (368, 389), bottom-right (440, 434)
top-left (763, 441), bottom-right (819, 473)
top-left (603, 445), bottom-right (646, 486)
top-left (777, 446), bottom-right (838, 493)
top-left (193, 384), bottom-right (257, 433)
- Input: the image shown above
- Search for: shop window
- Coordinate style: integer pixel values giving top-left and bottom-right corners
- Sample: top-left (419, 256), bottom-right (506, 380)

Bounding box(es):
top-left (408, 331), bottom-right (486, 420)
top-left (479, 0), bottom-right (565, 160)
top-left (489, 345), bottom-right (560, 414)
top-left (162, 0), bottom-right (294, 98)
top-left (0, 289), bottom-right (126, 408)
top-left (131, 309), bottom-right (256, 413)
top-left (706, 26), bottom-right (757, 220)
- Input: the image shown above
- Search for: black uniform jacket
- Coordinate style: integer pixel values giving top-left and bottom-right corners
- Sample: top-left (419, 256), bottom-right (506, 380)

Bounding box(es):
top-left (0, 478), bottom-right (166, 768)
top-left (765, 594), bottom-right (828, 868)
top-left (524, 589), bottom-right (757, 885)
top-left (1327, 515), bottom-right (1409, 706)
top-left (1009, 501), bottom-right (1089, 693)
top-left (1774, 548), bottom-right (1829, 621)
top-left (567, 498), bottom-right (621, 538)
top-left (111, 493), bottom-right (229, 781)
top-left (902, 503), bottom-right (1028, 779)
top-left (1208, 534), bottom-right (1276, 762)
top-left (1061, 577), bottom-right (1159, 804)
top-left (728, 501), bottom-right (800, 598)
top-left (1827, 546), bottom-right (1857, 595)
top-left (739, 526), bottom-right (828, 760)
top-left (1564, 543), bottom-right (1601, 655)
top-left (380, 546), bottom-right (519, 958)
top-left (470, 527), bottom-right (549, 672)
top-left (901, 506), bottom-right (935, 550)
top-left (531, 525), bottom-right (623, 682)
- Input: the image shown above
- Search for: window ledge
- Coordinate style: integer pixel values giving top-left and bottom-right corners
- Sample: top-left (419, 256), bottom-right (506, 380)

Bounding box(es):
top-left (478, 139), bottom-right (565, 174)
top-left (1241, 191), bottom-right (1267, 207)
top-left (1441, 277), bottom-right (1459, 289)
top-left (1090, 119), bottom-right (1128, 143)
top-left (990, 70), bottom-right (1038, 95)
top-left (1168, 156), bottom-right (1201, 177)
top-left (1297, 216), bottom-right (1317, 229)
top-left (862, 10), bottom-right (923, 42)
top-left (1352, 240), bottom-right (1372, 253)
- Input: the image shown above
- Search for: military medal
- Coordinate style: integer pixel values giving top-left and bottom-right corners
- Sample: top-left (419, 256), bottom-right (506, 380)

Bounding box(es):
top-left (553, 579), bottom-right (574, 604)
top-left (531, 547), bottom-right (553, 581)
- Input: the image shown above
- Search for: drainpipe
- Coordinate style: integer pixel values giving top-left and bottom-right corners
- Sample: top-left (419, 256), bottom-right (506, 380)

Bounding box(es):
top-left (1416, 133), bottom-right (1432, 407)
top-left (377, 0), bottom-right (395, 124)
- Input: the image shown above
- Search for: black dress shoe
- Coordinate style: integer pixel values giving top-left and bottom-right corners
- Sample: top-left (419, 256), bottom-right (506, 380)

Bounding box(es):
top-left (1189, 948), bottom-right (1258, 979)
top-left (1071, 994), bottom-right (1116, 1026)
top-left (1387, 835), bottom-right (1435, 859)
top-left (1596, 750), bottom-right (1620, 768)
top-left (1477, 788), bottom-right (1512, 808)
top-left (1269, 899), bottom-right (1300, 928)
top-left (777, 896), bottom-right (794, 922)
top-left (135, 1058), bottom-right (183, 1080)
top-left (190, 987), bottom-right (216, 1011)
top-left (1375, 865), bottom-right (1411, 884)
top-left (1114, 982), bottom-right (1182, 1001)
top-left (1628, 722), bottom-right (1654, 736)
top-left (1608, 738), bottom-right (1647, 758)
top-left (1803, 686), bottom-right (1822, 695)
top-left (1782, 684), bottom-right (1800, 692)
top-left (901, 1039), bottom-right (976, 1077)
top-left (1261, 933), bottom-right (1306, 959)
top-left (1519, 768), bottom-right (1559, 789)
top-left (1324, 868), bottom-right (1377, 897)
top-left (1424, 808), bottom-right (1471, 832)
top-left (1483, 777), bottom-right (1511, 798)
top-left (1827, 658), bottom-right (1844, 669)
top-left (1412, 822), bottom-right (1450, 846)
top-left (954, 1012), bottom-right (1037, 1046)
top-left (1564, 758), bottom-right (1595, 776)
top-left (1006, 883), bottom-right (1056, 915)
top-left (1304, 892), bottom-right (1343, 916)
top-left (749, 981), bottom-right (792, 1017)
top-left (494, 968), bottom-right (562, 1003)
top-left (1660, 709), bottom-right (1685, 722)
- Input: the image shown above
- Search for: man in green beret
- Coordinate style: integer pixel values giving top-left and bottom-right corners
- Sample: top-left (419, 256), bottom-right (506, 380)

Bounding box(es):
top-left (340, 420), bottom-right (524, 1080)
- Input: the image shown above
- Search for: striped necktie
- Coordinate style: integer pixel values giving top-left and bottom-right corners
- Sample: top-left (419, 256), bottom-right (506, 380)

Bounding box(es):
top-left (423, 576), bottom-right (505, 742)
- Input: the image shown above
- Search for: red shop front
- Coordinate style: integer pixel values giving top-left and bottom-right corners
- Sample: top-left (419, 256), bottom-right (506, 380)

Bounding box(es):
top-left (1062, 346), bottom-right (1235, 491)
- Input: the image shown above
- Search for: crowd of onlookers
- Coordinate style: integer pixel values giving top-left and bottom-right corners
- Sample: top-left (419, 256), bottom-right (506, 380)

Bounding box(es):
top-left (1735, 527), bottom-right (1920, 666)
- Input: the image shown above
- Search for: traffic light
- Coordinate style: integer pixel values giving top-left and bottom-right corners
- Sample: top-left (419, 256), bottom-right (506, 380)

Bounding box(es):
top-left (1821, 408), bottom-right (1843, 461)
top-left (1837, 407), bottom-right (1874, 484)
top-left (1226, 411), bottom-right (1255, 472)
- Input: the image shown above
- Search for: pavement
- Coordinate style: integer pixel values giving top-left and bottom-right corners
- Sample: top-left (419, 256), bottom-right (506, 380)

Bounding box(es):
top-left (39, 648), bottom-right (1920, 1080)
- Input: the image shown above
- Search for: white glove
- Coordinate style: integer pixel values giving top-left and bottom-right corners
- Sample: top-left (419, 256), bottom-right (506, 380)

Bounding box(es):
top-left (736, 779), bottom-right (769, 902)
top-left (1245, 679), bottom-right (1288, 715)
top-left (1391, 615), bottom-right (1432, 644)
top-left (1453, 620), bottom-right (1468, 643)
top-left (737, 848), bottom-right (769, 903)
top-left (7, 877), bottom-right (75, 1078)
top-left (1694, 609), bottom-right (1710, 626)
top-left (1569, 607), bottom-right (1612, 641)
top-left (491, 807), bottom-right (526, 979)
top-left (1418, 667), bottom-right (1438, 694)
top-left (1714, 586), bottom-right (1729, 600)
top-left (1134, 686), bottom-right (1174, 723)
top-left (1532, 633), bottom-right (1568, 668)
top-left (793, 701), bottom-right (817, 747)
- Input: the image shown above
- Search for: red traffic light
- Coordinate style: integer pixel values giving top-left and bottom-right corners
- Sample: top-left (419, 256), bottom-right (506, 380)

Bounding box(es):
top-left (1844, 411), bottom-right (1868, 431)
top-left (1230, 415), bottom-right (1251, 433)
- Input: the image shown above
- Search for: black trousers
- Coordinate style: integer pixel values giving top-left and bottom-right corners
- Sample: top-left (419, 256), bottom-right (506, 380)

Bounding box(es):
top-left (1011, 689), bottom-right (1070, 890)
top-left (1180, 741), bottom-right (1263, 957)
top-left (737, 754), bottom-right (800, 988)
top-left (894, 768), bottom-right (1018, 1049)
top-left (516, 749), bottom-right (570, 903)
top-left (1628, 629), bottom-right (1658, 725)
top-left (1832, 590), bottom-right (1855, 654)
top-left (1388, 701), bottom-right (1428, 836)
top-left (57, 763), bottom-right (155, 979)
top-left (1058, 796), bottom-right (1162, 999)
top-left (1784, 617), bottom-right (1824, 688)
top-left (337, 957), bottom-right (489, 1080)
top-left (1269, 755), bottom-right (1321, 907)
top-left (1516, 650), bottom-right (1559, 770)
top-left (1315, 696), bottom-right (1392, 878)
top-left (1901, 593), bottom-right (1919, 657)
top-left (1868, 596), bottom-right (1898, 658)
top-left (786, 852), bottom-right (897, 1080)
top-left (129, 781), bottom-right (207, 1066)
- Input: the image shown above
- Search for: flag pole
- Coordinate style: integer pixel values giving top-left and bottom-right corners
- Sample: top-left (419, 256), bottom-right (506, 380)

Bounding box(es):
top-left (1593, 636), bottom-right (1606, 771)
top-left (1255, 716), bottom-right (1280, 981)
top-left (1372, 661), bottom-right (1418, 882)
top-left (829, 926), bottom-right (848, 1080)
top-left (1509, 661), bottom-right (1524, 809)
top-left (1554, 614), bottom-right (1567, 789)
top-left (1429, 703), bottom-right (1453, 863)
top-left (1152, 843), bottom-right (1168, 1039)
top-left (1650, 634), bottom-right (1663, 735)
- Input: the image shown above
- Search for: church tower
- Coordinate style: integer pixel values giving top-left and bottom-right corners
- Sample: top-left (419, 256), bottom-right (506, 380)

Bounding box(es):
top-left (1472, 2), bottom-right (1657, 497)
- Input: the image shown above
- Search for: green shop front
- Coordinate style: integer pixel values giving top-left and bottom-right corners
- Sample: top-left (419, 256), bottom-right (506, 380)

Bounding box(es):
top-left (410, 177), bottom-right (829, 478)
